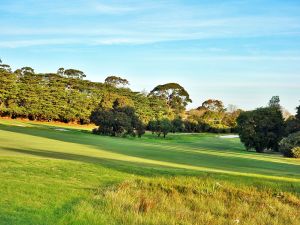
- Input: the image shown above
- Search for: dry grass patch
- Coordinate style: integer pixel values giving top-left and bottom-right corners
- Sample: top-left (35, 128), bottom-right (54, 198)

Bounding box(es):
top-left (99, 177), bottom-right (300, 225)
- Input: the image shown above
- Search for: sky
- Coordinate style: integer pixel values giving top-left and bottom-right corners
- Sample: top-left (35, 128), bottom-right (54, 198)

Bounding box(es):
top-left (0, 0), bottom-right (300, 113)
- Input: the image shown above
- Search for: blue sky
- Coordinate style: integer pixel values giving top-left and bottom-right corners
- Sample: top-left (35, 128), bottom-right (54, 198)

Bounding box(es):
top-left (0, 0), bottom-right (300, 113)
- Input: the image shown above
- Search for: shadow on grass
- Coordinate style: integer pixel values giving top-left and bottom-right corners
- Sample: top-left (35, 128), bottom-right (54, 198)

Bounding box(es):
top-left (2, 146), bottom-right (204, 177)
top-left (3, 146), bottom-right (300, 194)
top-left (1, 123), bottom-right (300, 180)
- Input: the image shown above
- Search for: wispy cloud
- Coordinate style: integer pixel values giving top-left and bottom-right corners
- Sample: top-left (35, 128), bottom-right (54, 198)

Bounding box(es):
top-left (0, 0), bottom-right (143, 15)
top-left (93, 3), bottom-right (138, 14)
top-left (1, 0), bottom-right (299, 113)
top-left (1, 0), bottom-right (300, 47)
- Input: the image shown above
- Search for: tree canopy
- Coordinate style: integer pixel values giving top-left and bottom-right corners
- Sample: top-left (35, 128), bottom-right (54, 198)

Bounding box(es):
top-left (199, 99), bottom-right (224, 112)
top-left (2, 59), bottom-right (296, 147)
top-left (0, 60), bottom-right (171, 125)
top-left (90, 100), bottom-right (145, 137)
top-left (104, 76), bottom-right (129, 87)
top-left (237, 106), bottom-right (284, 152)
top-left (149, 83), bottom-right (192, 115)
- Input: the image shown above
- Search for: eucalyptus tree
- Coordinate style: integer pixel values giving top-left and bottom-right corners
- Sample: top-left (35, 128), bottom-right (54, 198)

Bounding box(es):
top-left (104, 76), bottom-right (129, 87)
top-left (149, 83), bottom-right (192, 115)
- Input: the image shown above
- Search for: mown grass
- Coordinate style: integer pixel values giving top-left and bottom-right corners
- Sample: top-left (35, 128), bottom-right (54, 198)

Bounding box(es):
top-left (0, 118), bottom-right (299, 224)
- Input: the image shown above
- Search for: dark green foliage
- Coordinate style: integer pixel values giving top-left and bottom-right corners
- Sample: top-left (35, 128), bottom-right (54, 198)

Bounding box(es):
top-left (284, 104), bottom-right (300, 135)
top-left (296, 105), bottom-right (300, 120)
top-left (279, 132), bottom-right (300, 158)
top-left (160, 119), bottom-right (173, 138)
top-left (148, 120), bottom-right (158, 134)
top-left (90, 100), bottom-right (145, 137)
top-left (285, 116), bottom-right (300, 135)
top-left (237, 107), bottom-right (284, 152)
top-left (183, 120), bottom-right (200, 133)
top-left (268, 96), bottom-right (281, 108)
top-left (148, 118), bottom-right (172, 138)
top-left (171, 118), bottom-right (185, 132)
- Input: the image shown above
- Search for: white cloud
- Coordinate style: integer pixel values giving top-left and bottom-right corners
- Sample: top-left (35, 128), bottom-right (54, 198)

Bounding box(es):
top-left (0, 0), bottom-right (300, 48)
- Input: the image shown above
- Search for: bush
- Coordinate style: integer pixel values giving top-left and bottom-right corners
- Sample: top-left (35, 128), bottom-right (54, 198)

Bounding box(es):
top-left (291, 147), bottom-right (300, 158)
top-left (279, 132), bottom-right (300, 158)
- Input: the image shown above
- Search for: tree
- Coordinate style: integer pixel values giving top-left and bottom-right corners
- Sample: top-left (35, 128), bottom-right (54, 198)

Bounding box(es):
top-left (148, 120), bottom-right (159, 134)
top-left (285, 116), bottom-right (300, 135)
top-left (284, 104), bottom-right (300, 135)
top-left (222, 106), bottom-right (242, 130)
top-left (222, 109), bottom-right (242, 130)
top-left (296, 104), bottom-right (300, 120)
top-left (199, 99), bottom-right (224, 112)
top-left (148, 119), bottom-right (172, 138)
top-left (0, 60), bottom-right (173, 125)
top-left (90, 100), bottom-right (145, 137)
top-left (172, 118), bottom-right (184, 132)
top-left (160, 119), bottom-right (172, 138)
top-left (105, 76), bottom-right (129, 87)
top-left (149, 83), bottom-right (192, 115)
top-left (57, 68), bottom-right (86, 79)
top-left (135, 120), bottom-right (146, 138)
top-left (57, 68), bottom-right (65, 77)
top-left (15, 67), bottom-right (35, 77)
top-left (0, 59), bottom-right (12, 73)
top-left (0, 68), bottom-right (19, 117)
top-left (269, 96), bottom-right (280, 108)
top-left (237, 107), bottom-right (284, 152)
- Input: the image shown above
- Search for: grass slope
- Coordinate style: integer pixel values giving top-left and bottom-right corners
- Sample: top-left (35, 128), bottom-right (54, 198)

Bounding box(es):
top-left (0, 119), bottom-right (299, 225)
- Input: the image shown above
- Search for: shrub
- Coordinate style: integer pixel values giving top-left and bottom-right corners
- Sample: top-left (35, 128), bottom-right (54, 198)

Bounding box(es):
top-left (291, 147), bottom-right (300, 158)
top-left (279, 132), bottom-right (300, 158)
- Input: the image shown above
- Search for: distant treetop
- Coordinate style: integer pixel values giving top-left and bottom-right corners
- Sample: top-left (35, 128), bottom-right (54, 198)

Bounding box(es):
top-left (105, 76), bottom-right (129, 87)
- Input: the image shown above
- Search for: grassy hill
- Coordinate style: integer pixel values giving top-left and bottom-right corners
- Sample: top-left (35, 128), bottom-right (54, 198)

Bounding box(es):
top-left (0, 119), bottom-right (299, 225)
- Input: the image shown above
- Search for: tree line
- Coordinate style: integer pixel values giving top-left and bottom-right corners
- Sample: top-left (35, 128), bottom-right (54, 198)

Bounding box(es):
top-left (0, 59), bottom-right (241, 134)
top-left (1, 59), bottom-right (299, 157)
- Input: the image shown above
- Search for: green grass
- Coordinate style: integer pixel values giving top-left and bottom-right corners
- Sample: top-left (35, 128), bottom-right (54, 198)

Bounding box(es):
top-left (0, 118), bottom-right (299, 224)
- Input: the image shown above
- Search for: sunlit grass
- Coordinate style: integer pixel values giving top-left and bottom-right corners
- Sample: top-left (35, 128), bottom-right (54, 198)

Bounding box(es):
top-left (0, 118), bottom-right (299, 224)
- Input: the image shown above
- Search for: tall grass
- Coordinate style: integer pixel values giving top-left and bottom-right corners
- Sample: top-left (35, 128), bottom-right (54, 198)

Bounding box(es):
top-left (98, 177), bottom-right (300, 225)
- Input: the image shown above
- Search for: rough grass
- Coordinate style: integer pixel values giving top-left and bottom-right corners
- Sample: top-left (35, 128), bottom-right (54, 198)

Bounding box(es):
top-left (100, 178), bottom-right (300, 225)
top-left (0, 118), bottom-right (299, 224)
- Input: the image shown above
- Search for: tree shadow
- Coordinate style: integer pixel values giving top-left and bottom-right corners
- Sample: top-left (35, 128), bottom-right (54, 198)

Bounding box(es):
top-left (1, 123), bottom-right (300, 181)
top-left (2, 146), bottom-right (300, 194)
top-left (1, 146), bottom-right (203, 177)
